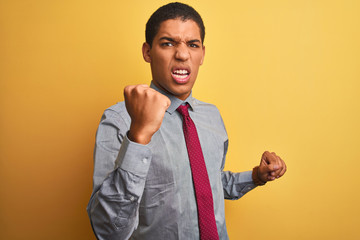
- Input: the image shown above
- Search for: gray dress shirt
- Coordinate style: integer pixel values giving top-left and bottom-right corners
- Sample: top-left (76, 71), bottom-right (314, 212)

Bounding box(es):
top-left (87, 83), bottom-right (256, 240)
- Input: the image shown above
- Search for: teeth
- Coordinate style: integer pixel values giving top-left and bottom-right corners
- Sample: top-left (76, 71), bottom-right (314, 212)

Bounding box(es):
top-left (173, 69), bottom-right (189, 75)
top-left (173, 74), bottom-right (188, 79)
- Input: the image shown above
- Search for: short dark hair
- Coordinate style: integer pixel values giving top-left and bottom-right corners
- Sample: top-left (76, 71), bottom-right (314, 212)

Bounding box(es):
top-left (145, 2), bottom-right (205, 47)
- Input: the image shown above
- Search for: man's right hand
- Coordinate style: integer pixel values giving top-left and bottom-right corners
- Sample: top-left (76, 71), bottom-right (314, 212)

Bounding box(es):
top-left (124, 84), bottom-right (171, 145)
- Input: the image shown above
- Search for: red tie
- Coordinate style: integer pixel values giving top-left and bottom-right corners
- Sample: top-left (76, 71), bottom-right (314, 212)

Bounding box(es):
top-left (177, 104), bottom-right (219, 240)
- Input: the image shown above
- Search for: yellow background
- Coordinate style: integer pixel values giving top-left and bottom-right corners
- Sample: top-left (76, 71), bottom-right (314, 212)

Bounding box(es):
top-left (1, 0), bottom-right (359, 239)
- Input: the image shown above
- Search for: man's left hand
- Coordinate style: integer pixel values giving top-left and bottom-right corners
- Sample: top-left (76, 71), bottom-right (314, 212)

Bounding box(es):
top-left (258, 151), bottom-right (287, 183)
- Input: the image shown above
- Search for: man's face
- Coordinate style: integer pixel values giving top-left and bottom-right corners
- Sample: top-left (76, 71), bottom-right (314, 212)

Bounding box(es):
top-left (143, 18), bottom-right (205, 100)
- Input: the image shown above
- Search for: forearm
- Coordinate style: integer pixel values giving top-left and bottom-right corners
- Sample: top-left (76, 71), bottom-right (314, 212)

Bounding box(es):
top-left (88, 136), bottom-right (152, 240)
top-left (88, 170), bottom-right (143, 239)
top-left (88, 106), bottom-right (154, 239)
top-left (221, 170), bottom-right (256, 200)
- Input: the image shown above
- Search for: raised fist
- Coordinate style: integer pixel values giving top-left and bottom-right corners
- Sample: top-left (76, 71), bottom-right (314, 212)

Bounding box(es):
top-left (258, 151), bottom-right (287, 182)
top-left (124, 84), bottom-right (171, 144)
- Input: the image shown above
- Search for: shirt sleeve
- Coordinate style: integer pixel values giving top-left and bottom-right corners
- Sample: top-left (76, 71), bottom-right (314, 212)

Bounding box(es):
top-left (221, 170), bottom-right (256, 200)
top-left (87, 108), bottom-right (152, 240)
top-left (219, 119), bottom-right (257, 200)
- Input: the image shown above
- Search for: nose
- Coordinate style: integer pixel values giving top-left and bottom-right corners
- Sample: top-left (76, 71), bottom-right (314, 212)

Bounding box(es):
top-left (175, 43), bottom-right (190, 61)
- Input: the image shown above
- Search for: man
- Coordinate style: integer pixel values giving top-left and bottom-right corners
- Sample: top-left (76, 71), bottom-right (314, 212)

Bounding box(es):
top-left (87, 2), bottom-right (286, 240)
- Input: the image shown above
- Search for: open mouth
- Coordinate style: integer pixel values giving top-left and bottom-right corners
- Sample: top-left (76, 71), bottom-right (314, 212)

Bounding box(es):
top-left (171, 69), bottom-right (191, 83)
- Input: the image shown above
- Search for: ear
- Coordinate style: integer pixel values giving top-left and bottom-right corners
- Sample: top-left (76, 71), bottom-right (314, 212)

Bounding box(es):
top-left (200, 45), bottom-right (205, 65)
top-left (142, 42), bottom-right (151, 63)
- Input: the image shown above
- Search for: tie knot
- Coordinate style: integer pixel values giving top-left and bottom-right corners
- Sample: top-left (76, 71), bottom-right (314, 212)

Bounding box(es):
top-left (177, 104), bottom-right (190, 117)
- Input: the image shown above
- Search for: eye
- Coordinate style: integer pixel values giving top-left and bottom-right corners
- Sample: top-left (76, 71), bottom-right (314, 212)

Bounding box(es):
top-left (161, 42), bottom-right (174, 47)
top-left (189, 43), bottom-right (200, 48)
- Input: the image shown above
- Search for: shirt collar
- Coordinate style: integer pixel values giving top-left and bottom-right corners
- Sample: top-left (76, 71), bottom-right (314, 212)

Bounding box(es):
top-left (150, 81), bottom-right (196, 115)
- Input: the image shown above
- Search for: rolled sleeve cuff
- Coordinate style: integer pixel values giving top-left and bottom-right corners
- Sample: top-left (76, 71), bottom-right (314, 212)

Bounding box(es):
top-left (115, 133), bottom-right (152, 178)
top-left (241, 171), bottom-right (254, 183)
top-left (241, 171), bottom-right (257, 193)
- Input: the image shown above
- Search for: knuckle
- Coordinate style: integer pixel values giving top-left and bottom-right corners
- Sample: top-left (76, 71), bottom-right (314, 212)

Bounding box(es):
top-left (154, 92), bottom-right (163, 100)
top-left (148, 90), bottom-right (158, 99)
top-left (134, 85), bottom-right (146, 95)
top-left (124, 86), bottom-right (132, 97)
top-left (157, 93), bottom-right (165, 101)
top-left (134, 85), bottom-right (142, 92)
top-left (124, 85), bottom-right (130, 93)
top-left (143, 89), bottom-right (150, 97)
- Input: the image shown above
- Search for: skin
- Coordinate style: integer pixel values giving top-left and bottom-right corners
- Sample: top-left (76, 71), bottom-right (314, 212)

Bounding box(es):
top-left (258, 151), bottom-right (287, 182)
top-left (124, 18), bottom-right (286, 182)
top-left (142, 18), bottom-right (205, 100)
top-left (124, 84), bottom-right (170, 145)
top-left (126, 19), bottom-right (205, 144)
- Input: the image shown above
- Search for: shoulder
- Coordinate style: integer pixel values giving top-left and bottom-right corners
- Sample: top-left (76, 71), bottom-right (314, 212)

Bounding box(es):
top-left (192, 98), bottom-right (226, 128)
top-left (100, 101), bottom-right (131, 128)
top-left (105, 101), bottom-right (127, 115)
top-left (192, 98), bottom-right (222, 118)
top-left (191, 97), bottom-right (228, 139)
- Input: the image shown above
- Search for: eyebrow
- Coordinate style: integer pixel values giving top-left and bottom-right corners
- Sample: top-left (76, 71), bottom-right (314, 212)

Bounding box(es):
top-left (188, 39), bottom-right (201, 44)
top-left (159, 37), bottom-right (201, 44)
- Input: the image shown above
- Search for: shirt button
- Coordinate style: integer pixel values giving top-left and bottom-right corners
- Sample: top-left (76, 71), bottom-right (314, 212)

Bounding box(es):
top-left (248, 187), bottom-right (252, 190)
top-left (142, 158), bottom-right (148, 164)
top-left (130, 196), bottom-right (135, 202)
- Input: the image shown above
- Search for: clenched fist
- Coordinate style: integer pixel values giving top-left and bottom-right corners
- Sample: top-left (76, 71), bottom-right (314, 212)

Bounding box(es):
top-left (124, 84), bottom-right (171, 144)
top-left (257, 151), bottom-right (287, 182)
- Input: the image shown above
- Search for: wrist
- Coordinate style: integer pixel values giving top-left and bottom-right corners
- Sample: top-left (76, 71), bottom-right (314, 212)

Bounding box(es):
top-left (128, 128), bottom-right (152, 145)
top-left (252, 166), bottom-right (267, 186)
